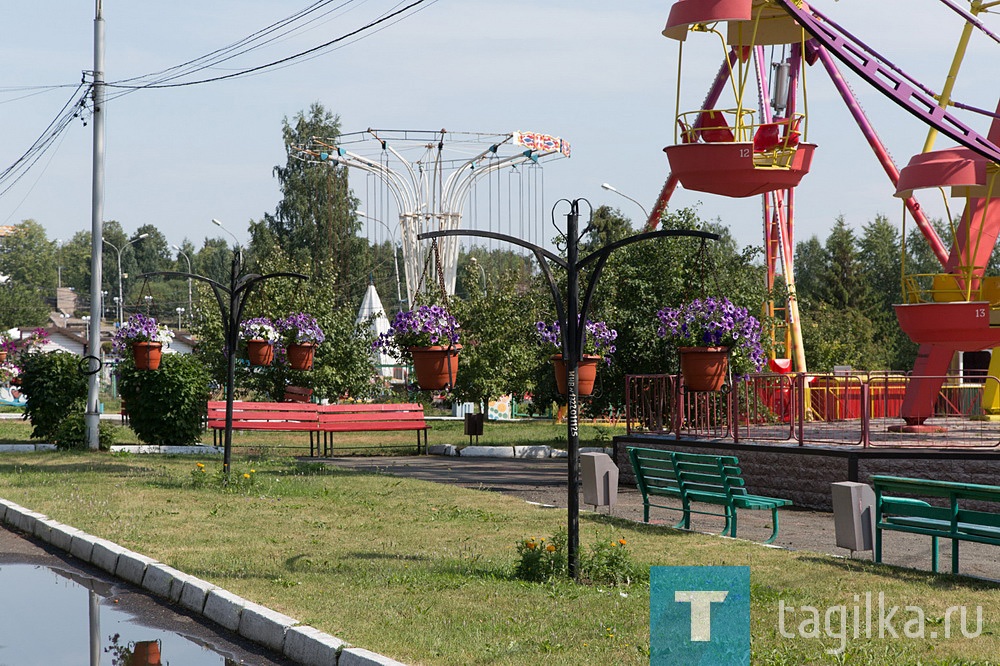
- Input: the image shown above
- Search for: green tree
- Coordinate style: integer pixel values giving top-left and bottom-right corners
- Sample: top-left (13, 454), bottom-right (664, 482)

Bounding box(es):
top-left (0, 282), bottom-right (49, 328)
top-left (817, 216), bottom-right (869, 310)
top-left (449, 265), bottom-right (545, 407)
top-left (0, 220), bottom-right (57, 291)
top-left (792, 235), bottom-right (826, 303)
top-left (265, 103), bottom-right (360, 298)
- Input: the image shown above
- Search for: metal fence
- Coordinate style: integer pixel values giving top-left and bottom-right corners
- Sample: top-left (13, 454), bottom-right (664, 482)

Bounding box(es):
top-left (625, 372), bottom-right (1000, 449)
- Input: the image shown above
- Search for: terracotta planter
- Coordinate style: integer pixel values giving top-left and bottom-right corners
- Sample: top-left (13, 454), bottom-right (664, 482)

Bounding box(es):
top-left (132, 341), bottom-right (163, 371)
top-left (409, 345), bottom-right (461, 390)
top-left (678, 346), bottom-right (729, 392)
top-left (0, 350), bottom-right (6, 362)
top-left (287, 343), bottom-right (316, 370)
top-left (130, 639), bottom-right (162, 665)
top-left (247, 339), bottom-right (275, 367)
top-left (551, 354), bottom-right (601, 396)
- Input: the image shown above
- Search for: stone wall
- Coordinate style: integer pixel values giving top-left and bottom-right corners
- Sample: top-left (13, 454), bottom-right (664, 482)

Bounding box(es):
top-left (615, 435), bottom-right (1000, 512)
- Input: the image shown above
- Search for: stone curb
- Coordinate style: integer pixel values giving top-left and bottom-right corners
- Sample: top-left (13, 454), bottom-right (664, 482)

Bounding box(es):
top-left (0, 496), bottom-right (406, 666)
top-left (0, 444), bottom-right (57, 453)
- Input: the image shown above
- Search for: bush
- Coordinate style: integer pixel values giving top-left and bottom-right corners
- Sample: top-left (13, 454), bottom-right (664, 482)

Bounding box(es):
top-left (118, 353), bottom-right (211, 446)
top-left (53, 413), bottom-right (119, 450)
top-left (20, 351), bottom-right (88, 442)
top-left (514, 530), bottom-right (568, 582)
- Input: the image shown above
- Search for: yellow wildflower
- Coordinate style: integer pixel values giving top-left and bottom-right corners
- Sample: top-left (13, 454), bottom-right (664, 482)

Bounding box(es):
top-left (196, 462), bottom-right (204, 469)
top-left (545, 544), bottom-right (556, 553)
top-left (526, 541), bottom-right (536, 550)
top-left (619, 538), bottom-right (627, 546)
top-left (243, 473), bottom-right (250, 479)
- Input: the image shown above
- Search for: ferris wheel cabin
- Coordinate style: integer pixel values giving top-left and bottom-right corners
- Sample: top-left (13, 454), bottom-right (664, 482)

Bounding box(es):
top-left (662, 0), bottom-right (817, 198)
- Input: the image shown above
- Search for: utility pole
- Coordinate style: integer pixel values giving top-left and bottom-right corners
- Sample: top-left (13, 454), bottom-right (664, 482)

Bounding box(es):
top-left (85, 0), bottom-right (106, 451)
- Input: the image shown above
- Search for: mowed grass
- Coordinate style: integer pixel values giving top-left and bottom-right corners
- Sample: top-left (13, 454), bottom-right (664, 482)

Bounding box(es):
top-left (0, 423), bottom-right (999, 664)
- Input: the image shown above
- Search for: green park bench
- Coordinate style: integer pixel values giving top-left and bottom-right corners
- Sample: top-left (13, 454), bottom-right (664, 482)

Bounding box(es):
top-left (874, 475), bottom-right (1000, 575)
top-left (627, 446), bottom-right (793, 544)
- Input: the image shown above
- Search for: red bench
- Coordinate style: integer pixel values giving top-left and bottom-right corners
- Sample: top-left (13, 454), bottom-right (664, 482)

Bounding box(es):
top-left (318, 403), bottom-right (429, 456)
top-left (207, 401), bottom-right (320, 452)
top-left (206, 401), bottom-right (429, 456)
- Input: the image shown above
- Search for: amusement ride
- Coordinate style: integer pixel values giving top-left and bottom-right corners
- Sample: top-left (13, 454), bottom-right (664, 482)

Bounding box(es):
top-left (653, 0), bottom-right (1000, 428)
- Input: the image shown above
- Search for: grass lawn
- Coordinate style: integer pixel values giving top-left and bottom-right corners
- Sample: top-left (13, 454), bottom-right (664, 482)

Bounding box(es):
top-left (1, 421), bottom-right (999, 664)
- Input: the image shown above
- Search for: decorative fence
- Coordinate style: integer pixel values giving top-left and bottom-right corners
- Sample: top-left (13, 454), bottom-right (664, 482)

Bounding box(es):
top-left (625, 372), bottom-right (1000, 449)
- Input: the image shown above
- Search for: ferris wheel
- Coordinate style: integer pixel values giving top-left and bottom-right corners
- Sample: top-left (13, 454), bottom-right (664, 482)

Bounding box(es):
top-left (655, 0), bottom-right (1000, 427)
top-left (291, 128), bottom-right (569, 305)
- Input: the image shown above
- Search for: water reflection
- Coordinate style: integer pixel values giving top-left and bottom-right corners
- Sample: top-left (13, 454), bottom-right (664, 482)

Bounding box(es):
top-left (0, 564), bottom-right (243, 665)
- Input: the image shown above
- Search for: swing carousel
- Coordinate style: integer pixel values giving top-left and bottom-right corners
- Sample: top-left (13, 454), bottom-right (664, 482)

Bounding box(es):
top-left (291, 128), bottom-right (570, 305)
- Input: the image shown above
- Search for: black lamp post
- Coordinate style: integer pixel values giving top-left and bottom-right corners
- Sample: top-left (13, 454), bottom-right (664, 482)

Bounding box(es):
top-left (141, 250), bottom-right (306, 473)
top-left (421, 198), bottom-right (717, 579)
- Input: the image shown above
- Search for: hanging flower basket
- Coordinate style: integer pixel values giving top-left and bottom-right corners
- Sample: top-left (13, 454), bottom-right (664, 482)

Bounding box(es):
top-left (409, 345), bottom-right (461, 390)
top-left (678, 346), bottom-right (729, 392)
top-left (287, 343), bottom-right (316, 371)
top-left (132, 341), bottom-right (163, 371)
top-left (246, 339), bottom-right (275, 366)
top-left (551, 354), bottom-right (601, 396)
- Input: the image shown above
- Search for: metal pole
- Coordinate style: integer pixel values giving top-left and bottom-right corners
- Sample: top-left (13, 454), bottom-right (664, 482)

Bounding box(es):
top-left (117, 248), bottom-right (123, 324)
top-left (85, 0), bottom-right (105, 450)
top-left (173, 245), bottom-right (193, 318)
top-left (564, 202), bottom-right (581, 580)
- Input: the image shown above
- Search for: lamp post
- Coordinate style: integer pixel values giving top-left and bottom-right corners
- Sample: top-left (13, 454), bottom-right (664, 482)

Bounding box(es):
top-left (140, 251), bottom-right (307, 474)
top-left (212, 218), bottom-right (241, 249)
top-left (176, 307), bottom-right (185, 330)
top-left (601, 183), bottom-right (650, 220)
top-left (172, 245), bottom-right (193, 320)
top-left (420, 200), bottom-right (716, 580)
top-left (100, 290), bottom-right (108, 321)
top-left (468, 257), bottom-right (487, 294)
top-left (102, 233), bottom-right (148, 324)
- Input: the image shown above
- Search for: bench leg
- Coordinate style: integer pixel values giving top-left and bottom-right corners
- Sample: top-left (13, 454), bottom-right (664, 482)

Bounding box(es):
top-left (764, 507), bottom-right (780, 545)
top-left (951, 538), bottom-right (959, 575)
top-left (875, 526), bottom-right (882, 564)
top-left (932, 536), bottom-right (939, 573)
top-left (727, 508), bottom-right (737, 539)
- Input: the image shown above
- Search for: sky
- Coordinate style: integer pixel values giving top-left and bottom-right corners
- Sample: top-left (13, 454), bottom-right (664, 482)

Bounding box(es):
top-left (2, 1), bottom-right (998, 257)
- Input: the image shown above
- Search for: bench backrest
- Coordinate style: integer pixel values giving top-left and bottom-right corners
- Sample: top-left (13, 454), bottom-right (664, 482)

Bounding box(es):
top-left (318, 403), bottom-right (427, 431)
top-left (207, 401), bottom-right (318, 429)
top-left (873, 475), bottom-right (1000, 527)
top-left (627, 447), bottom-right (745, 500)
top-left (628, 447), bottom-right (681, 498)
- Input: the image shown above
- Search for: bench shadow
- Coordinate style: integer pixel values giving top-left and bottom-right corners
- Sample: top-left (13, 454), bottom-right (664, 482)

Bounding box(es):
top-left (792, 553), bottom-right (1000, 589)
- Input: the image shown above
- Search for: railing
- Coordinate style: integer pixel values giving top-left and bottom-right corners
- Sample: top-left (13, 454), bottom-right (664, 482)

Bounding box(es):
top-left (625, 372), bottom-right (1000, 449)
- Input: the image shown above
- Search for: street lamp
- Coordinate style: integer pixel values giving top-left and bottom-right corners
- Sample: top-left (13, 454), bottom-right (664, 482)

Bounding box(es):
top-left (102, 233), bottom-right (149, 324)
top-left (172, 245), bottom-right (193, 320)
top-left (100, 290), bottom-right (108, 321)
top-left (212, 218), bottom-right (240, 248)
top-left (601, 183), bottom-right (650, 220)
top-left (468, 256), bottom-right (487, 294)
top-left (176, 307), bottom-right (185, 330)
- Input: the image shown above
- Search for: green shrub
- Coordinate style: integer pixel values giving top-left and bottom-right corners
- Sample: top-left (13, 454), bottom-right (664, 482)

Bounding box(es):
top-left (580, 534), bottom-right (644, 587)
top-left (118, 353), bottom-right (211, 446)
top-left (514, 530), bottom-right (568, 582)
top-left (20, 351), bottom-right (87, 441)
top-left (53, 413), bottom-right (119, 450)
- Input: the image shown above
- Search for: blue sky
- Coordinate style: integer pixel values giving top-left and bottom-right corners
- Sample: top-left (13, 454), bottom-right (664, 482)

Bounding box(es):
top-left (2, 1), bottom-right (997, 254)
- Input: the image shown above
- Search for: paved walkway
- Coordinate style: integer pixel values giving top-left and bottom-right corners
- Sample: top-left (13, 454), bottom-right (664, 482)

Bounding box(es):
top-left (324, 455), bottom-right (1000, 583)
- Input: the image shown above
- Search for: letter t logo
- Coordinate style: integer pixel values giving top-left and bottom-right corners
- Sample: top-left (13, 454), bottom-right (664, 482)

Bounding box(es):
top-left (675, 591), bottom-right (729, 641)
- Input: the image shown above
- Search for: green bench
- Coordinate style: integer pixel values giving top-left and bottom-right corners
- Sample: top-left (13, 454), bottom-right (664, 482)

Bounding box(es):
top-left (874, 475), bottom-right (1000, 575)
top-left (627, 447), bottom-right (793, 544)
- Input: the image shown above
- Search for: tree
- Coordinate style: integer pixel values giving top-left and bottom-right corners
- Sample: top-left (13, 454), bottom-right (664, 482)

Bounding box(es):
top-left (264, 103), bottom-right (360, 299)
top-left (817, 216), bottom-right (869, 310)
top-left (0, 282), bottom-right (49, 328)
top-left (0, 220), bottom-right (57, 291)
top-left (449, 265), bottom-right (545, 408)
top-left (793, 235), bottom-right (826, 303)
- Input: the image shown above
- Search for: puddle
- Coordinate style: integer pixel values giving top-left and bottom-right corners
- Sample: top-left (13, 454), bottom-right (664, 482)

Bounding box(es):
top-left (0, 563), bottom-right (279, 665)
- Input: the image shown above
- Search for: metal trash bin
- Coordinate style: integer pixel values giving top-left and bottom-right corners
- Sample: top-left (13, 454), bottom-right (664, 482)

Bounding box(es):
top-left (831, 481), bottom-right (875, 553)
top-left (581, 452), bottom-right (619, 508)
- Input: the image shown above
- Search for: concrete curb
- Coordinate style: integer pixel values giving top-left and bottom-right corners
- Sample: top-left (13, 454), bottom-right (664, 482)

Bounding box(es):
top-left (0, 496), bottom-right (406, 666)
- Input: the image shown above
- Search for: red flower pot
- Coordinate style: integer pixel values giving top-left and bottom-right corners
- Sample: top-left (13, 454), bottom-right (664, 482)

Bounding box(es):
top-left (247, 339), bottom-right (275, 367)
top-left (409, 345), bottom-right (461, 390)
top-left (132, 341), bottom-right (163, 370)
top-left (551, 354), bottom-right (601, 397)
top-left (287, 343), bottom-right (316, 370)
top-left (678, 346), bottom-right (729, 391)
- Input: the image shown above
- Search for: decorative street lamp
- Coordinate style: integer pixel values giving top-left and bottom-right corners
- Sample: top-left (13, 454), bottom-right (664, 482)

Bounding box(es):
top-left (140, 247), bottom-right (306, 474)
top-left (420, 199), bottom-right (716, 579)
top-left (102, 233), bottom-right (148, 324)
top-left (176, 307), bottom-right (185, 330)
top-left (601, 183), bottom-right (650, 220)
